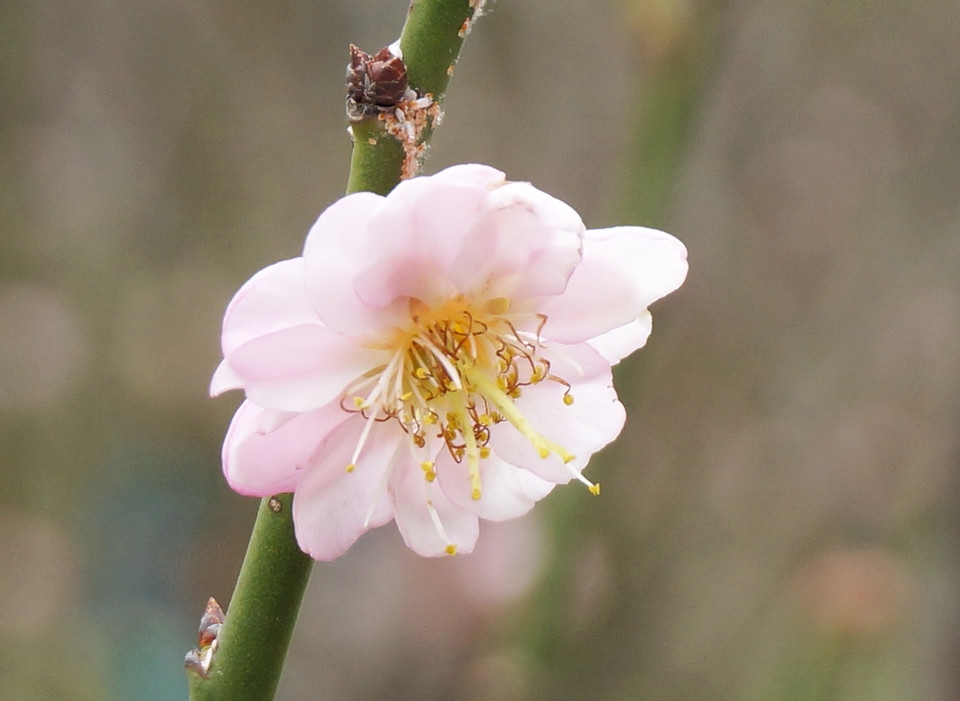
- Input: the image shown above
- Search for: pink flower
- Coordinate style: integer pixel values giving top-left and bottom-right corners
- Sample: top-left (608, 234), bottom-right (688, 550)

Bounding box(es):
top-left (211, 164), bottom-right (687, 560)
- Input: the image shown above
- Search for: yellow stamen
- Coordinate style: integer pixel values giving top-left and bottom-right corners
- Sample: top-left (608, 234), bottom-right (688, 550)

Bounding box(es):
top-left (563, 393), bottom-right (574, 406)
top-left (426, 496), bottom-right (456, 554)
top-left (450, 391), bottom-right (483, 500)
top-left (421, 461), bottom-right (437, 482)
top-left (346, 463), bottom-right (356, 473)
top-left (483, 297), bottom-right (510, 315)
top-left (464, 367), bottom-right (575, 464)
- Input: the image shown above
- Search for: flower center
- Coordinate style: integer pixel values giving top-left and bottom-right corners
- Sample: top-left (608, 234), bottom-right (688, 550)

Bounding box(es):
top-left (342, 295), bottom-right (598, 512)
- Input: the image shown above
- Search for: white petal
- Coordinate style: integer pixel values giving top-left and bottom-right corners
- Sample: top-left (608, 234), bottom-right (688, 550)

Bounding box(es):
top-left (431, 163), bottom-right (506, 188)
top-left (449, 202), bottom-right (582, 300)
top-left (587, 312), bottom-right (653, 365)
top-left (210, 359), bottom-right (244, 397)
top-left (292, 417), bottom-right (401, 561)
top-left (220, 258), bottom-right (317, 354)
top-left (390, 461), bottom-right (480, 557)
top-left (352, 174), bottom-right (494, 307)
top-left (436, 449), bottom-right (555, 521)
top-left (222, 400), bottom-right (348, 497)
top-left (302, 190), bottom-right (402, 336)
top-left (227, 323), bottom-right (386, 412)
top-left (539, 226), bottom-right (687, 345)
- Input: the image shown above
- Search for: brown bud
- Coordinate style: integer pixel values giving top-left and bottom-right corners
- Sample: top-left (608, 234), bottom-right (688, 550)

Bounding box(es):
top-left (346, 44), bottom-right (412, 123)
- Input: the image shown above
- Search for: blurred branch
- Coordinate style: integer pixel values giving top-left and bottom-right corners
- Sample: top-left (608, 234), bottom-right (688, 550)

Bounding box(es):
top-left (511, 1), bottom-right (729, 695)
top-left (617, 0), bottom-right (727, 227)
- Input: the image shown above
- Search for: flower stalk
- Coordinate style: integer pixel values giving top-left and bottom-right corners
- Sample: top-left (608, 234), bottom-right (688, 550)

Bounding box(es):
top-left (188, 2), bottom-right (477, 699)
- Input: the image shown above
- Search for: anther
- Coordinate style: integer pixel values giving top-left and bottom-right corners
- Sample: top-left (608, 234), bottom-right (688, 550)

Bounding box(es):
top-left (421, 461), bottom-right (437, 482)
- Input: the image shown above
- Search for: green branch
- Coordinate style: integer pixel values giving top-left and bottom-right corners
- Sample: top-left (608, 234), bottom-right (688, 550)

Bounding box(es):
top-left (346, 0), bottom-right (474, 195)
top-left (188, 2), bottom-right (478, 699)
top-left (187, 495), bottom-right (311, 701)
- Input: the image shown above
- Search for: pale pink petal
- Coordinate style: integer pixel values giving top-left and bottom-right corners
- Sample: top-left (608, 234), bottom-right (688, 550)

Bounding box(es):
top-left (487, 181), bottom-right (585, 240)
top-left (220, 258), bottom-right (317, 354)
top-left (540, 226), bottom-right (688, 344)
top-left (216, 255), bottom-right (386, 410)
top-left (228, 325), bottom-right (387, 412)
top-left (431, 163), bottom-right (505, 188)
top-left (488, 342), bottom-right (625, 483)
top-left (449, 202), bottom-right (583, 301)
top-left (292, 417), bottom-right (400, 561)
top-left (210, 359), bottom-right (244, 397)
top-left (390, 463), bottom-right (480, 557)
top-left (435, 449), bottom-right (556, 521)
top-left (587, 312), bottom-right (653, 365)
top-left (222, 400), bottom-right (349, 497)
top-left (352, 174), bottom-right (495, 307)
top-left (301, 191), bottom-right (402, 336)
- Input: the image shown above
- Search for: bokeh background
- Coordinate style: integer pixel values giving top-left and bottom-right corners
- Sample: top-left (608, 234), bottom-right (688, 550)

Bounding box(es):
top-left (2, 0), bottom-right (960, 698)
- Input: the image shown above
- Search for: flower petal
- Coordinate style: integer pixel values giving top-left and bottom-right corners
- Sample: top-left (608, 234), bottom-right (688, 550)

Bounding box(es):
top-left (210, 358), bottom-right (245, 397)
top-left (436, 449), bottom-right (556, 521)
top-left (390, 462), bottom-right (480, 557)
top-left (227, 324), bottom-right (386, 412)
top-left (220, 258), bottom-right (317, 355)
top-left (215, 255), bottom-right (386, 411)
top-left (587, 312), bottom-right (653, 365)
top-left (449, 200), bottom-right (583, 301)
top-left (431, 163), bottom-right (506, 188)
top-left (540, 226), bottom-right (688, 344)
top-left (352, 174), bottom-right (496, 308)
top-left (488, 342), bottom-right (625, 484)
top-left (222, 400), bottom-right (349, 497)
top-left (292, 417), bottom-right (400, 561)
top-left (487, 181), bottom-right (585, 240)
top-left (301, 190), bottom-right (398, 336)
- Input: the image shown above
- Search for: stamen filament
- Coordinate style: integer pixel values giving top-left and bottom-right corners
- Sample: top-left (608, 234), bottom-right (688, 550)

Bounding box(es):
top-left (416, 335), bottom-right (463, 390)
top-left (450, 391), bottom-right (482, 500)
top-left (349, 405), bottom-right (380, 469)
top-left (462, 366), bottom-right (575, 464)
top-left (424, 488), bottom-right (456, 555)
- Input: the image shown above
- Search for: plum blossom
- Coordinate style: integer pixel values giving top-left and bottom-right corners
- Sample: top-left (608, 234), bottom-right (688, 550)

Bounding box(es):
top-left (211, 164), bottom-right (687, 560)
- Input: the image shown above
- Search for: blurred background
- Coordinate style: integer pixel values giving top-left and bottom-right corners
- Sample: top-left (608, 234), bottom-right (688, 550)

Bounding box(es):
top-left (2, 0), bottom-right (959, 698)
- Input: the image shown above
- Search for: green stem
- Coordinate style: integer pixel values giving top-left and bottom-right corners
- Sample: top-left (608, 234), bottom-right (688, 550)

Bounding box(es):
top-left (345, 119), bottom-right (406, 195)
top-left (187, 495), bottom-right (311, 701)
top-left (399, 0), bottom-right (472, 101)
top-left (346, 0), bottom-right (474, 194)
top-left (189, 3), bottom-right (478, 699)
